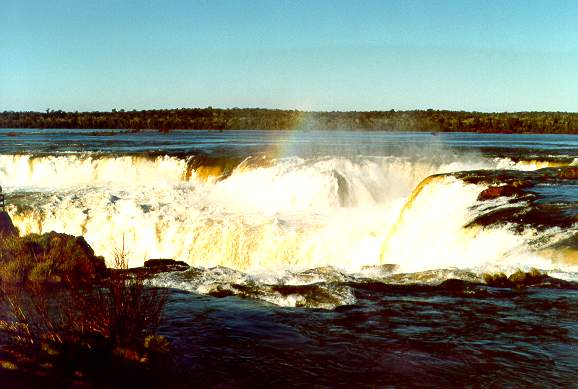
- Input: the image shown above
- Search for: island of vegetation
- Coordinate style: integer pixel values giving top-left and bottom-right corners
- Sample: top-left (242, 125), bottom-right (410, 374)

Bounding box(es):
top-left (1, 108), bottom-right (578, 133)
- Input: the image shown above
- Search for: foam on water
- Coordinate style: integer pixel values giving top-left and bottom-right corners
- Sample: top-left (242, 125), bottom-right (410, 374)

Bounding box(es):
top-left (0, 154), bottom-right (188, 189)
top-left (494, 157), bottom-right (568, 171)
top-left (3, 153), bottom-right (577, 286)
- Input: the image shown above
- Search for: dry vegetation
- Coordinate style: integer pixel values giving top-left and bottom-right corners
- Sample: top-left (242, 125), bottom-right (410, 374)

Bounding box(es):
top-left (0, 232), bottom-right (170, 384)
top-left (0, 232), bottom-right (107, 284)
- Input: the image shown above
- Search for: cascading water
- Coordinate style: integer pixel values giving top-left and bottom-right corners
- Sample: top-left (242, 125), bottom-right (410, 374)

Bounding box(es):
top-left (3, 153), bottom-right (575, 279)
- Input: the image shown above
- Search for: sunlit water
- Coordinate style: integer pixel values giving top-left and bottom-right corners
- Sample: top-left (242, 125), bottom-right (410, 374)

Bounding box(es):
top-left (1, 129), bottom-right (577, 385)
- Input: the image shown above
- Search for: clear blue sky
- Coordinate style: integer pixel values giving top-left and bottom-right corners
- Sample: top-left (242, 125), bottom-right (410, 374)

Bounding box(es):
top-left (1, 0), bottom-right (578, 112)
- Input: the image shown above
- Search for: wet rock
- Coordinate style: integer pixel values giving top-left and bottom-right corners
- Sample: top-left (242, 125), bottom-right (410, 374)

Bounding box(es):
top-left (439, 278), bottom-right (471, 290)
top-left (360, 264), bottom-right (399, 274)
top-left (294, 266), bottom-right (351, 283)
top-left (478, 186), bottom-right (507, 200)
top-left (559, 166), bottom-right (578, 179)
top-left (468, 202), bottom-right (576, 231)
top-left (115, 259), bottom-right (191, 279)
top-left (483, 269), bottom-right (549, 288)
top-left (385, 269), bottom-right (479, 285)
top-left (438, 279), bottom-right (490, 297)
top-left (508, 268), bottom-right (547, 287)
top-left (483, 273), bottom-right (511, 288)
top-left (204, 284), bottom-right (238, 298)
top-left (144, 259), bottom-right (190, 272)
top-left (0, 212), bottom-right (18, 238)
top-left (477, 180), bottom-right (529, 201)
top-left (269, 284), bottom-right (355, 309)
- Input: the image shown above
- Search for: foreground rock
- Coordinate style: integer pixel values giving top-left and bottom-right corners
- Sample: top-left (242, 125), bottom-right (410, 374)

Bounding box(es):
top-left (0, 230), bottom-right (108, 284)
top-left (0, 212), bottom-right (18, 238)
top-left (113, 259), bottom-right (190, 279)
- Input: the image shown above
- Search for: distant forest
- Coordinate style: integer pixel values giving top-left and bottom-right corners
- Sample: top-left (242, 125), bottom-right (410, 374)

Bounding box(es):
top-left (1, 108), bottom-right (578, 133)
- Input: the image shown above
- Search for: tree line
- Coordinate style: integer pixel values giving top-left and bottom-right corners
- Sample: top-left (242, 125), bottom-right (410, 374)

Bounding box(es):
top-left (1, 108), bottom-right (578, 133)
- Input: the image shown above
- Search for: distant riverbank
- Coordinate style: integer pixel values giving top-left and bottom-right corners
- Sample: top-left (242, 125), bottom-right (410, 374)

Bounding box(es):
top-left (2, 108), bottom-right (578, 134)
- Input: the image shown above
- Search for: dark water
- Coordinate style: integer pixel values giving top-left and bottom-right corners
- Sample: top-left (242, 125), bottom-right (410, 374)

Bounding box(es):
top-left (1, 128), bottom-right (577, 161)
top-left (159, 284), bottom-right (578, 387)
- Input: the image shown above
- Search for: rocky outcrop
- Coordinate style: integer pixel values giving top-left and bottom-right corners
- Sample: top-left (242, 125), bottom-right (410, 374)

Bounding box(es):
top-left (452, 166), bottom-right (577, 231)
top-left (0, 211), bottom-right (188, 284)
top-left (559, 166), bottom-right (578, 179)
top-left (0, 212), bottom-right (18, 238)
top-left (0, 230), bottom-right (108, 284)
top-left (483, 269), bottom-right (557, 288)
top-left (477, 180), bottom-right (530, 201)
top-left (112, 259), bottom-right (191, 279)
top-left (143, 259), bottom-right (190, 272)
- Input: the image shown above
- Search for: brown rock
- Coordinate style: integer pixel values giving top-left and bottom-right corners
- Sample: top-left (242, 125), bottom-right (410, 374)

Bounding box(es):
top-left (559, 167), bottom-right (578, 179)
top-left (477, 184), bottom-right (525, 201)
top-left (0, 212), bottom-right (18, 238)
top-left (478, 186), bottom-right (507, 201)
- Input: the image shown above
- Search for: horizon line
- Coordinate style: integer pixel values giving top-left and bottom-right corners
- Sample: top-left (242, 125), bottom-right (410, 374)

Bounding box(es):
top-left (3, 107), bottom-right (578, 115)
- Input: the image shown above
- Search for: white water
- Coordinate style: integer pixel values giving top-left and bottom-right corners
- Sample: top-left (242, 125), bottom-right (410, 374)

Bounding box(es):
top-left (0, 154), bottom-right (188, 189)
top-left (3, 154), bottom-right (576, 277)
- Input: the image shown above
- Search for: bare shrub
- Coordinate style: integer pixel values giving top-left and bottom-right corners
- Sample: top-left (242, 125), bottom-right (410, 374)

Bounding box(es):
top-left (0, 234), bottom-right (169, 376)
top-left (109, 233), bottom-right (131, 270)
top-left (104, 234), bottom-right (167, 348)
top-left (1, 282), bottom-right (108, 350)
